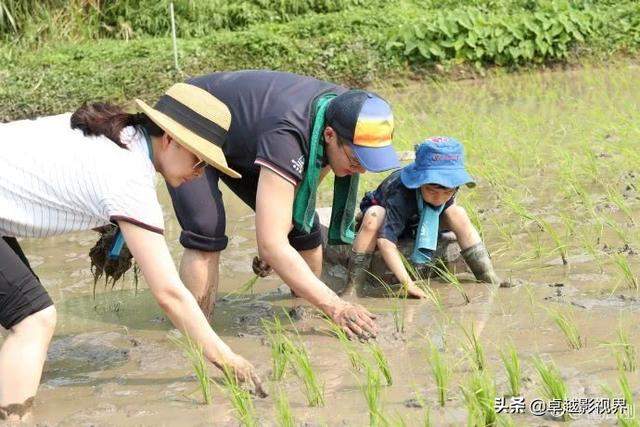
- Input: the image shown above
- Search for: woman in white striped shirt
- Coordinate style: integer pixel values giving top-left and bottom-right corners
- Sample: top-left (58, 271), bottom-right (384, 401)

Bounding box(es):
top-left (0, 83), bottom-right (265, 421)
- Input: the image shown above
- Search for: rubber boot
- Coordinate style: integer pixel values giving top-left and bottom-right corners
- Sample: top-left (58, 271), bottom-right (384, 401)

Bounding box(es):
top-left (460, 242), bottom-right (502, 285)
top-left (340, 250), bottom-right (373, 297)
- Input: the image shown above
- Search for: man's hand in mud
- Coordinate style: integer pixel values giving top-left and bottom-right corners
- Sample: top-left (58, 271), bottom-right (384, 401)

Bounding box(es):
top-left (252, 256), bottom-right (272, 278)
top-left (214, 353), bottom-right (268, 398)
top-left (331, 302), bottom-right (378, 341)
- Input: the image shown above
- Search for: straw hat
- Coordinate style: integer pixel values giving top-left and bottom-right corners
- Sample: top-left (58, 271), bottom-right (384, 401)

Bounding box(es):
top-left (135, 83), bottom-right (241, 178)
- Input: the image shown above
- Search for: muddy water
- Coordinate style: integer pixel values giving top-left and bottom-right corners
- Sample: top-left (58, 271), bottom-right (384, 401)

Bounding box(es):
top-left (3, 65), bottom-right (640, 426)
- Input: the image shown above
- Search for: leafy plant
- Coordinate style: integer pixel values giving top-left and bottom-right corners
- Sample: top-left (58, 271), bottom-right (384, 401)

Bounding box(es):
top-left (221, 365), bottom-right (257, 427)
top-left (460, 369), bottom-right (498, 427)
top-left (168, 332), bottom-right (213, 405)
top-left (262, 317), bottom-right (290, 381)
top-left (369, 342), bottom-right (393, 386)
top-left (325, 317), bottom-right (365, 371)
top-left (614, 254), bottom-right (638, 291)
top-left (361, 364), bottom-right (386, 426)
top-left (426, 341), bottom-right (451, 407)
top-left (615, 324), bottom-right (637, 372)
top-left (275, 387), bottom-right (295, 427)
top-left (288, 340), bottom-right (325, 407)
top-left (545, 306), bottom-right (584, 350)
top-left (498, 343), bottom-right (522, 397)
top-left (461, 323), bottom-right (486, 371)
top-left (531, 356), bottom-right (569, 421)
top-left (430, 260), bottom-right (470, 304)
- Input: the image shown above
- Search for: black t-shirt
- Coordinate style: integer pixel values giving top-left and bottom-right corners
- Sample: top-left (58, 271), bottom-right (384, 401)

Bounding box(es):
top-left (362, 170), bottom-right (455, 243)
top-left (187, 70), bottom-right (347, 185)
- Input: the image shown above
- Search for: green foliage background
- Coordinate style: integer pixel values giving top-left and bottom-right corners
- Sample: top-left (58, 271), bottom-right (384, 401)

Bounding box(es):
top-left (1, 0), bottom-right (639, 121)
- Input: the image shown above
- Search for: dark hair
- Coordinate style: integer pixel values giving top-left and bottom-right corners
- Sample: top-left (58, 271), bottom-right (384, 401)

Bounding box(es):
top-left (70, 102), bottom-right (163, 148)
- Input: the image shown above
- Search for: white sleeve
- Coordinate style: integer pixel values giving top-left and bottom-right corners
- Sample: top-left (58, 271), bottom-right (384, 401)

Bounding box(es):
top-left (102, 166), bottom-right (165, 234)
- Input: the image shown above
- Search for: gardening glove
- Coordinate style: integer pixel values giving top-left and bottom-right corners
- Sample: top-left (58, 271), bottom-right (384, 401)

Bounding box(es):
top-left (215, 352), bottom-right (268, 398)
top-left (330, 301), bottom-right (378, 341)
top-left (252, 256), bottom-right (272, 278)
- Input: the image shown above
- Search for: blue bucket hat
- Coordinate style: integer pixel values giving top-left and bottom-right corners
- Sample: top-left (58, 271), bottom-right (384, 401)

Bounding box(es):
top-left (400, 136), bottom-right (476, 189)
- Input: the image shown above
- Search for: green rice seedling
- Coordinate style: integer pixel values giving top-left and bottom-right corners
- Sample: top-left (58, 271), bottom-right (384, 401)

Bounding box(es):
top-left (261, 317), bottom-right (290, 381)
top-left (460, 323), bottom-right (486, 371)
top-left (430, 260), bottom-right (470, 304)
top-left (275, 387), bottom-right (295, 427)
top-left (531, 356), bottom-right (569, 421)
top-left (603, 215), bottom-right (632, 246)
top-left (226, 274), bottom-right (260, 300)
top-left (616, 324), bottom-right (637, 372)
top-left (497, 415), bottom-right (516, 427)
top-left (369, 342), bottom-right (393, 386)
top-left (368, 272), bottom-right (406, 334)
top-left (400, 254), bottom-right (445, 312)
top-left (616, 370), bottom-right (639, 427)
top-left (534, 217), bottom-right (568, 265)
top-left (167, 332), bottom-right (213, 404)
top-left (613, 254), bottom-right (638, 291)
top-left (606, 185), bottom-right (635, 224)
top-left (545, 306), bottom-right (584, 350)
top-left (387, 411), bottom-right (408, 426)
top-left (324, 317), bottom-right (365, 371)
top-left (460, 369), bottom-right (498, 427)
top-left (498, 342), bottom-right (521, 397)
top-left (361, 364), bottom-right (386, 426)
top-left (221, 364), bottom-right (257, 427)
top-left (603, 370), bottom-right (640, 427)
top-left (287, 340), bottom-right (325, 407)
top-left (423, 407), bottom-right (432, 427)
top-left (426, 341), bottom-right (451, 407)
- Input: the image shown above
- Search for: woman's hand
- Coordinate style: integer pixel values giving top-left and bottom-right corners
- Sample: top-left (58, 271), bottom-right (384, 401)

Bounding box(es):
top-left (329, 301), bottom-right (378, 341)
top-left (214, 352), bottom-right (268, 398)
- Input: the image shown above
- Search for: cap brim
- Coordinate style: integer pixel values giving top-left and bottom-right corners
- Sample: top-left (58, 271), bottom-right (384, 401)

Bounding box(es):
top-left (352, 144), bottom-right (400, 172)
top-left (135, 99), bottom-right (241, 179)
top-left (400, 165), bottom-right (476, 189)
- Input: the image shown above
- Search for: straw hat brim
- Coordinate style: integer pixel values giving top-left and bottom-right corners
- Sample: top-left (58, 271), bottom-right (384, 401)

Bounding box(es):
top-left (135, 99), bottom-right (241, 179)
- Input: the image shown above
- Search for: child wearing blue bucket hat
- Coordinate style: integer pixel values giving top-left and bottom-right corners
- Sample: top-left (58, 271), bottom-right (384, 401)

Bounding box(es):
top-left (342, 136), bottom-right (502, 298)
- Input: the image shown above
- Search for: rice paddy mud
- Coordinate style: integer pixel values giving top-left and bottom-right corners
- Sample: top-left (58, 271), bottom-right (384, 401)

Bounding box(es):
top-left (5, 63), bottom-right (640, 426)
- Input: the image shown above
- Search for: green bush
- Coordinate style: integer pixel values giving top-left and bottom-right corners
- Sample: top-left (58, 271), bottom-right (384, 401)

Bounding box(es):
top-left (387, 4), bottom-right (595, 67)
top-left (1, 0), bottom-right (639, 121)
top-left (0, 0), bottom-right (379, 43)
top-left (387, 1), bottom-right (640, 67)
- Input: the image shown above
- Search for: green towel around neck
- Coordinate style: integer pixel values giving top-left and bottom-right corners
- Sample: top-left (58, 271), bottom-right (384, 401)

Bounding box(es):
top-left (292, 93), bottom-right (359, 245)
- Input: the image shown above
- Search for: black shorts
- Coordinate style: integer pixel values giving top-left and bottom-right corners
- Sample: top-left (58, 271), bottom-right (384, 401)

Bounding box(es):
top-left (167, 166), bottom-right (322, 253)
top-left (0, 237), bottom-right (53, 329)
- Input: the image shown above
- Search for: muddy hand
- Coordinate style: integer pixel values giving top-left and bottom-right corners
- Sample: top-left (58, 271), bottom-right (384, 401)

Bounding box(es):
top-left (252, 256), bottom-right (272, 278)
top-left (405, 282), bottom-right (428, 299)
top-left (217, 353), bottom-right (268, 398)
top-left (332, 302), bottom-right (378, 341)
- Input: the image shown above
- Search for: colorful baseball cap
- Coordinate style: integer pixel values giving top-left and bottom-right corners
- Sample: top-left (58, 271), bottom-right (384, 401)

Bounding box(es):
top-left (325, 90), bottom-right (400, 172)
top-left (400, 136), bottom-right (476, 189)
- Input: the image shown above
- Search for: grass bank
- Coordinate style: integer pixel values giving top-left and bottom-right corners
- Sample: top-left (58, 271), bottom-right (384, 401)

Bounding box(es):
top-left (1, 0), bottom-right (639, 120)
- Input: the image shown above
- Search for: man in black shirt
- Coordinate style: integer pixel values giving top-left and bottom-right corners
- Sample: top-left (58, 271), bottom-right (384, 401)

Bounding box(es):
top-left (166, 70), bottom-right (400, 339)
